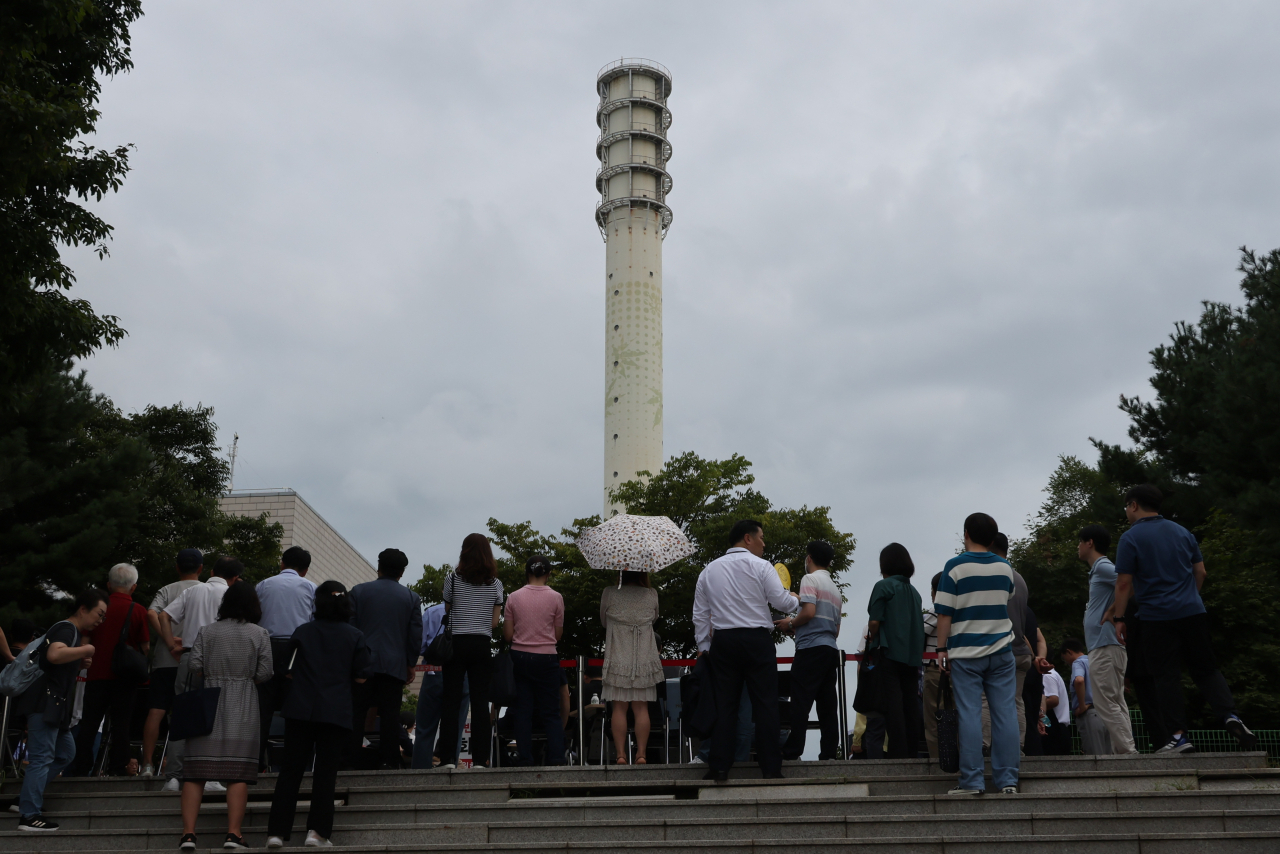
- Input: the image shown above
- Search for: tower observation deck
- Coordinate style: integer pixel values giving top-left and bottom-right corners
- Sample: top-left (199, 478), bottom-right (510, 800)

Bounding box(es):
top-left (597, 58), bottom-right (672, 516)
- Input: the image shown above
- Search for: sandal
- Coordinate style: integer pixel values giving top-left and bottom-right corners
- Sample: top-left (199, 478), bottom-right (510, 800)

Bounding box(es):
top-left (636, 756), bottom-right (647, 765)
top-left (179, 833), bottom-right (197, 851)
top-left (615, 756), bottom-right (628, 765)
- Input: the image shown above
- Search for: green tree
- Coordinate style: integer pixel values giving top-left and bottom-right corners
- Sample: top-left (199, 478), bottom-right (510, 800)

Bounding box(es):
top-left (1121, 247), bottom-right (1280, 542)
top-left (1, 0), bottom-right (143, 390)
top-left (415, 452), bottom-right (856, 660)
top-left (0, 369), bottom-right (281, 629)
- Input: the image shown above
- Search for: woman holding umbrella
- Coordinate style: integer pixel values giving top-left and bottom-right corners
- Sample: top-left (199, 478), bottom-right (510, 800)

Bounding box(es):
top-left (600, 570), bottom-right (663, 764)
top-left (578, 514), bottom-right (694, 765)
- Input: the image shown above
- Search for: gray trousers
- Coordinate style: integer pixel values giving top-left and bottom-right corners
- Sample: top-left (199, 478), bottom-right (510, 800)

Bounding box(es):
top-left (1077, 707), bottom-right (1113, 755)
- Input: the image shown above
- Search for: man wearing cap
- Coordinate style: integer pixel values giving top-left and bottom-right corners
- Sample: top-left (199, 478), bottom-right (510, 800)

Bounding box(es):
top-left (157, 555), bottom-right (244, 792)
top-left (140, 549), bottom-right (204, 780)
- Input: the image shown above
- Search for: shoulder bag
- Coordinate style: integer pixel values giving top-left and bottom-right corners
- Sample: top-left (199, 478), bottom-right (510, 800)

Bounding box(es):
top-left (852, 646), bottom-right (888, 715)
top-left (424, 611), bottom-right (454, 665)
top-left (111, 603), bottom-right (151, 684)
top-left (935, 670), bottom-right (960, 774)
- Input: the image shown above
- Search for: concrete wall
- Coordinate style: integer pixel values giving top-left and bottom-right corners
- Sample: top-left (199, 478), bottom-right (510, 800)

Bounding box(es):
top-left (219, 490), bottom-right (376, 592)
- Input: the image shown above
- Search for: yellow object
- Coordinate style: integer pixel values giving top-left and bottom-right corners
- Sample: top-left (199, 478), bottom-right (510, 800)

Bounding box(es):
top-left (774, 562), bottom-right (791, 590)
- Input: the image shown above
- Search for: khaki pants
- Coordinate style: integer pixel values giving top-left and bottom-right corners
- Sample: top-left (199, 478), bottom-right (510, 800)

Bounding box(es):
top-left (922, 665), bottom-right (942, 760)
top-left (982, 653), bottom-right (1033, 749)
top-left (1089, 644), bottom-right (1136, 754)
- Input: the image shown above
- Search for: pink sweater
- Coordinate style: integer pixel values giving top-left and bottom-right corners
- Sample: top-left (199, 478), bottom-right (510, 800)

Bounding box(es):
top-left (504, 584), bottom-right (564, 654)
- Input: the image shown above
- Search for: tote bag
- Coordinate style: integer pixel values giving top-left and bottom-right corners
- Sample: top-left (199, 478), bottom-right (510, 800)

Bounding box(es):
top-left (935, 671), bottom-right (961, 774)
top-left (424, 614), bottom-right (454, 665)
top-left (852, 647), bottom-right (888, 715)
top-left (170, 673), bottom-right (221, 741)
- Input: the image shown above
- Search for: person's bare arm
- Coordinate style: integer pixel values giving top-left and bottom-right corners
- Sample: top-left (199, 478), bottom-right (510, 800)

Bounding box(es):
top-left (0, 628), bottom-right (11, 664)
top-left (502, 608), bottom-right (515, 643)
top-left (1102, 575), bottom-right (1133, 645)
top-left (776, 602), bottom-right (816, 632)
top-left (47, 641), bottom-right (95, 666)
top-left (554, 623), bottom-right (564, 642)
top-left (492, 605), bottom-right (502, 629)
top-left (1044, 694), bottom-right (1060, 710)
top-left (1193, 561), bottom-right (1206, 591)
top-left (1073, 676), bottom-right (1089, 713)
top-left (866, 618), bottom-right (881, 642)
top-left (1035, 629), bottom-right (1048, 660)
top-left (158, 611), bottom-right (183, 656)
top-left (935, 614), bottom-right (952, 672)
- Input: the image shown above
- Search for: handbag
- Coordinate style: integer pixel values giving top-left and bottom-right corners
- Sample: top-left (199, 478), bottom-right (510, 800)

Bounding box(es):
top-left (935, 671), bottom-right (960, 773)
top-left (490, 649), bottom-right (517, 708)
top-left (111, 603), bottom-right (150, 684)
top-left (852, 646), bottom-right (888, 715)
top-left (424, 613), bottom-right (454, 665)
top-left (169, 673), bottom-right (221, 741)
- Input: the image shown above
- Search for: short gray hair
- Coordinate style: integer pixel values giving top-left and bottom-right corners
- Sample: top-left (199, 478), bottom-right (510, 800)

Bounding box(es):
top-left (108, 563), bottom-right (138, 591)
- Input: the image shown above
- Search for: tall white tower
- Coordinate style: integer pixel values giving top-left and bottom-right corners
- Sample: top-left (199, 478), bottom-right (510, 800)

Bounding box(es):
top-left (596, 58), bottom-right (673, 517)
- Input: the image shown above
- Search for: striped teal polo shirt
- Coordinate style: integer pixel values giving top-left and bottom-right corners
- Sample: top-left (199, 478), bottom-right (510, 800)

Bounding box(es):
top-left (934, 551), bottom-right (1014, 659)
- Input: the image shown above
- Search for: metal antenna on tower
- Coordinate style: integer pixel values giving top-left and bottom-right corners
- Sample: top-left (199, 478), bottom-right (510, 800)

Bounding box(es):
top-left (228, 432), bottom-right (239, 491)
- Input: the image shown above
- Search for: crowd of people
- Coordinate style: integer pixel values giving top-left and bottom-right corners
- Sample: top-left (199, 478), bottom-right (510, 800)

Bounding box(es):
top-left (0, 483), bottom-right (1260, 843)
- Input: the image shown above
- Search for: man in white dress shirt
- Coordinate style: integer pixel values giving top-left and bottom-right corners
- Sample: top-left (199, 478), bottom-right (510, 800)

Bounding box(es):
top-left (693, 520), bottom-right (799, 781)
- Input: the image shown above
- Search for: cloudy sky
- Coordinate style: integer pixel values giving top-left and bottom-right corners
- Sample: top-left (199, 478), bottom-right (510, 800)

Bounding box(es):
top-left (73, 2), bottom-right (1280, 657)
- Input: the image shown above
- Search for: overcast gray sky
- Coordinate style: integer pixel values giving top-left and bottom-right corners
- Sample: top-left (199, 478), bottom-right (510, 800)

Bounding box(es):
top-left (73, 2), bottom-right (1280, 653)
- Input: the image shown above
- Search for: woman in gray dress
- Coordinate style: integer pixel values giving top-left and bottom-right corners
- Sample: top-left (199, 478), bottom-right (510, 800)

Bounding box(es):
top-left (179, 580), bottom-right (273, 851)
top-left (600, 571), bottom-right (663, 764)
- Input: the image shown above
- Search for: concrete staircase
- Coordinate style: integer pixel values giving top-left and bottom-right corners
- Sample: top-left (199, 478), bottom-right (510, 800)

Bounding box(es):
top-left (4, 753), bottom-right (1280, 852)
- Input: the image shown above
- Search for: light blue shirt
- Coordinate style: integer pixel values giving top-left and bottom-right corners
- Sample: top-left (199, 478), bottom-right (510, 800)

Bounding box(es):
top-left (1070, 655), bottom-right (1093, 714)
top-left (1084, 557), bottom-right (1120, 651)
top-left (256, 569), bottom-right (316, 638)
top-left (420, 602), bottom-right (445, 676)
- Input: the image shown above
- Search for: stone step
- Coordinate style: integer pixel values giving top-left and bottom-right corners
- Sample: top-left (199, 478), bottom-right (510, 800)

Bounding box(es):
top-left (11, 765), bottom-right (1280, 815)
top-left (7, 787), bottom-right (1280, 833)
top-left (3, 752), bottom-right (1265, 796)
top-left (3, 829), bottom-right (1280, 853)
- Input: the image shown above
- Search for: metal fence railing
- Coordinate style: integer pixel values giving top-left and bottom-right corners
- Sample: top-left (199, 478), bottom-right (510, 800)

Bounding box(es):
top-left (1069, 708), bottom-right (1280, 762)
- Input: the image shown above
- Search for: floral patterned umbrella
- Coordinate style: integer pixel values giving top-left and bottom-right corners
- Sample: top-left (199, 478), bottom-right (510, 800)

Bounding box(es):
top-left (575, 514), bottom-right (696, 574)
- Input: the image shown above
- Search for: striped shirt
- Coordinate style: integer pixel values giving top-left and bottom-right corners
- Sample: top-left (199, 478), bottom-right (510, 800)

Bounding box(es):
top-left (795, 569), bottom-right (841, 650)
top-left (443, 572), bottom-right (504, 637)
top-left (934, 551), bottom-right (1014, 659)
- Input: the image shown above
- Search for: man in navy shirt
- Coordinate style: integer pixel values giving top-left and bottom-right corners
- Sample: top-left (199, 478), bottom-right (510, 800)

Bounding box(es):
top-left (1104, 484), bottom-right (1255, 753)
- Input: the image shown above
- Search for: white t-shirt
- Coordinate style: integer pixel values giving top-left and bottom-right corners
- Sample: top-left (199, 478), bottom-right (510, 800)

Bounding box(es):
top-left (1042, 669), bottom-right (1070, 725)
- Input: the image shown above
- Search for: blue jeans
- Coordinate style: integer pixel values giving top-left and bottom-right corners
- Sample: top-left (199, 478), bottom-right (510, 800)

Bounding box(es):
top-left (951, 648), bottom-right (1020, 791)
top-left (411, 674), bottom-right (468, 769)
top-left (698, 686), bottom-right (754, 763)
top-left (20, 715), bottom-right (77, 817)
top-left (511, 650), bottom-right (565, 766)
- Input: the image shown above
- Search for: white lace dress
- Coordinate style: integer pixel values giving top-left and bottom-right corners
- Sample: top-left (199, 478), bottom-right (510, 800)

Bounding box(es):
top-left (599, 585), bottom-right (664, 702)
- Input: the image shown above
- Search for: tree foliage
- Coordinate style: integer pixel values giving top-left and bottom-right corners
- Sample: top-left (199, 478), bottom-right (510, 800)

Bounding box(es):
top-left (1, 0), bottom-right (142, 389)
top-left (412, 452), bottom-right (856, 660)
top-left (1012, 247), bottom-right (1280, 728)
top-left (0, 368), bottom-right (281, 630)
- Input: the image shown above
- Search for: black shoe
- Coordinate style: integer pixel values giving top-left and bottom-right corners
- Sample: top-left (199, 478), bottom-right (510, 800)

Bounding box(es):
top-left (1225, 715), bottom-right (1258, 750)
top-left (763, 772), bottom-right (785, 779)
top-left (179, 833), bottom-right (197, 850)
top-left (702, 769), bottom-right (729, 783)
top-left (18, 814), bottom-right (59, 831)
top-left (223, 832), bottom-right (248, 849)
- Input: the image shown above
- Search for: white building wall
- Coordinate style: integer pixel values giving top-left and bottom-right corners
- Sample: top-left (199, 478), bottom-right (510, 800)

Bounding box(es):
top-left (218, 490), bottom-right (376, 592)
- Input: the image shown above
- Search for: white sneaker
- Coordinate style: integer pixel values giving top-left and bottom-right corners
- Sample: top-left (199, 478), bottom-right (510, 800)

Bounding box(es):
top-left (162, 778), bottom-right (181, 793)
top-left (690, 756), bottom-right (706, 764)
top-left (204, 781), bottom-right (227, 793)
top-left (304, 830), bottom-right (333, 847)
top-left (439, 763), bottom-right (456, 770)
top-left (266, 837), bottom-right (284, 849)
top-left (140, 765), bottom-right (154, 779)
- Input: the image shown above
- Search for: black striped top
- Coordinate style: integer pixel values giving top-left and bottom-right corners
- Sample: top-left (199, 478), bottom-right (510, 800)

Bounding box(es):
top-left (442, 572), bottom-right (504, 637)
